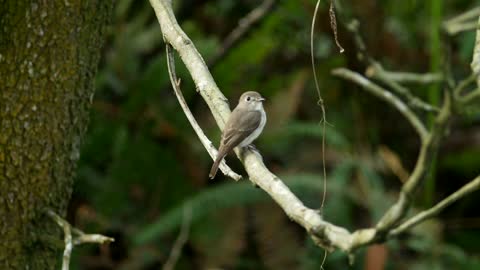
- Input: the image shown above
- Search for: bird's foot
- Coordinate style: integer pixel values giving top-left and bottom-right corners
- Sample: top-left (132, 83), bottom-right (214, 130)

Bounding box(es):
top-left (247, 144), bottom-right (258, 152)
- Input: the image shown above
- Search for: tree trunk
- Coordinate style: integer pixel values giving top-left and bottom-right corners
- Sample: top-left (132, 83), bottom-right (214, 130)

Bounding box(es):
top-left (0, 1), bottom-right (113, 268)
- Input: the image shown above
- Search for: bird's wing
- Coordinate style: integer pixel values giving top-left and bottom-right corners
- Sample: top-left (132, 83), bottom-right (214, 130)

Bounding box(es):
top-left (221, 110), bottom-right (262, 148)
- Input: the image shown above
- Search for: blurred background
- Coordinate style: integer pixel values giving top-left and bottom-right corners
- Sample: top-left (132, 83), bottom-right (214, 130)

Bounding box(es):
top-left (71, 0), bottom-right (480, 269)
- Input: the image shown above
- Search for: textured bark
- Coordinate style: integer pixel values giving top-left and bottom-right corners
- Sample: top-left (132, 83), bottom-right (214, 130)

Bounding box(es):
top-left (0, 1), bottom-right (113, 269)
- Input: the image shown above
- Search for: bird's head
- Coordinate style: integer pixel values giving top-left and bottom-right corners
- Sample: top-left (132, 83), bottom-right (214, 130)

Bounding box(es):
top-left (238, 91), bottom-right (265, 110)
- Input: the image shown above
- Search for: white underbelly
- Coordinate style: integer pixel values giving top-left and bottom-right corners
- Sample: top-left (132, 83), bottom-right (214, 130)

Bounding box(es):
top-left (239, 109), bottom-right (266, 147)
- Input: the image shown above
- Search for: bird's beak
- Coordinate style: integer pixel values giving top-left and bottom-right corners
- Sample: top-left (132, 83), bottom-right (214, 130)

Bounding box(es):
top-left (258, 97), bottom-right (266, 102)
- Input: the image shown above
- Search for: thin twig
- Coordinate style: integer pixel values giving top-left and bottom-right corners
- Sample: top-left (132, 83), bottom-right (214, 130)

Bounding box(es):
top-left (366, 63), bottom-right (439, 112)
top-left (329, 0), bottom-right (344, 53)
top-left (371, 70), bottom-right (443, 84)
top-left (208, 0), bottom-right (277, 67)
top-left (444, 6), bottom-right (480, 25)
top-left (459, 89), bottom-right (480, 104)
top-left (443, 6), bottom-right (480, 35)
top-left (471, 15), bottom-right (480, 88)
top-left (390, 175), bottom-right (480, 236)
top-left (454, 74), bottom-right (476, 98)
top-left (332, 68), bottom-right (428, 141)
top-left (148, 0), bottom-right (478, 258)
top-left (162, 206), bottom-right (192, 270)
top-left (46, 209), bottom-right (114, 270)
top-left (165, 43), bottom-right (242, 181)
top-left (444, 22), bottom-right (479, 35)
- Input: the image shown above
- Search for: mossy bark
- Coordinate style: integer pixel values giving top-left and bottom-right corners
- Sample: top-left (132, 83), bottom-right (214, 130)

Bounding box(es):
top-left (0, 1), bottom-right (113, 268)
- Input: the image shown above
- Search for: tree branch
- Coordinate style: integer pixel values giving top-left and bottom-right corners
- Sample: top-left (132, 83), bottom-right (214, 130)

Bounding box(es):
top-left (148, 0), bottom-right (480, 259)
top-left (165, 43), bottom-right (242, 180)
top-left (471, 15), bottom-right (480, 88)
top-left (338, 14), bottom-right (440, 113)
top-left (390, 175), bottom-right (480, 236)
top-left (376, 92), bottom-right (452, 233)
top-left (366, 63), bottom-right (439, 112)
top-left (332, 68), bottom-right (429, 141)
top-left (372, 70), bottom-right (443, 85)
top-left (46, 209), bottom-right (114, 270)
top-left (150, 0), bottom-right (364, 253)
top-left (443, 6), bottom-right (480, 35)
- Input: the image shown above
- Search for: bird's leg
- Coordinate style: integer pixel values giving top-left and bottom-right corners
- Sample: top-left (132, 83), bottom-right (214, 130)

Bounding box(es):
top-left (247, 144), bottom-right (258, 152)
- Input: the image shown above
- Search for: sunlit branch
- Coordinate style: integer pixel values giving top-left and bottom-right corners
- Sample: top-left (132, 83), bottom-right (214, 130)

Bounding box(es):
top-left (444, 6), bottom-right (480, 35)
top-left (148, 0), bottom-right (480, 260)
top-left (165, 43), bottom-right (242, 181)
top-left (150, 0), bottom-right (363, 253)
top-left (46, 209), bottom-right (114, 270)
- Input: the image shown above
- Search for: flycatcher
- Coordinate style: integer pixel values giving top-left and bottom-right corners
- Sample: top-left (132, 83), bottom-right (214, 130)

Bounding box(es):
top-left (209, 91), bottom-right (267, 179)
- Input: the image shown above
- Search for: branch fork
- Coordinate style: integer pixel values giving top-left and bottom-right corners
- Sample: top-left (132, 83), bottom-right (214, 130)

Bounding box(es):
top-left (46, 209), bottom-right (114, 270)
top-left (148, 0), bottom-right (480, 260)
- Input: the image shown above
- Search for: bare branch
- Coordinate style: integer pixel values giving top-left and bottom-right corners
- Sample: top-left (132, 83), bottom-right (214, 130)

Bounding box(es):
top-left (46, 209), bottom-right (114, 270)
top-left (444, 6), bottom-right (480, 35)
top-left (366, 63), bottom-right (439, 112)
top-left (341, 17), bottom-right (440, 113)
top-left (376, 93), bottom-right (452, 232)
top-left (148, 0), bottom-right (479, 260)
top-left (150, 0), bottom-right (365, 253)
top-left (459, 89), bottom-right (480, 104)
top-left (208, 0), bottom-right (277, 67)
top-left (453, 74), bottom-right (475, 98)
top-left (373, 70), bottom-right (443, 85)
top-left (471, 15), bottom-right (480, 88)
top-left (445, 6), bottom-right (480, 25)
top-left (390, 175), bottom-right (480, 236)
top-left (165, 43), bottom-right (242, 181)
top-left (332, 68), bottom-right (429, 141)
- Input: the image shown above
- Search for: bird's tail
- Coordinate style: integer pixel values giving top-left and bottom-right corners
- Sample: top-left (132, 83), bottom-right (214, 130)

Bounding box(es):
top-left (209, 146), bottom-right (228, 179)
top-left (209, 156), bottom-right (223, 179)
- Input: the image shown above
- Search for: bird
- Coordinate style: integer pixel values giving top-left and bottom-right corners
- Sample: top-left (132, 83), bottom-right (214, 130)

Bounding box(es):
top-left (209, 91), bottom-right (266, 179)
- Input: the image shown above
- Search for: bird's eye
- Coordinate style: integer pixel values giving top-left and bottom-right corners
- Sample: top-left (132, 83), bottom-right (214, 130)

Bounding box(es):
top-left (246, 96), bottom-right (251, 101)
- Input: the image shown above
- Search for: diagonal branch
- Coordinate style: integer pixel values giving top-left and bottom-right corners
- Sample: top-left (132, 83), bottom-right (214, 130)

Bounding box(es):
top-left (366, 63), bottom-right (440, 112)
top-left (46, 209), bottom-right (114, 270)
top-left (148, 0), bottom-right (479, 259)
top-left (443, 6), bottom-right (480, 35)
top-left (376, 92), bottom-right (452, 232)
top-left (165, 43), bottom-right (242, 181)
top-left (150, 0), bottom-right (360, 253)
top-left (332, 68), bottom-right (429, 141)
top-left (390, 175), bottom-right (480, 237)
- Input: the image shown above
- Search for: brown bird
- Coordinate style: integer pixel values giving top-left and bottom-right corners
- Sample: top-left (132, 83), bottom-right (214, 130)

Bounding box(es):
top-left (209, 91), bottom-right (266, 179)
